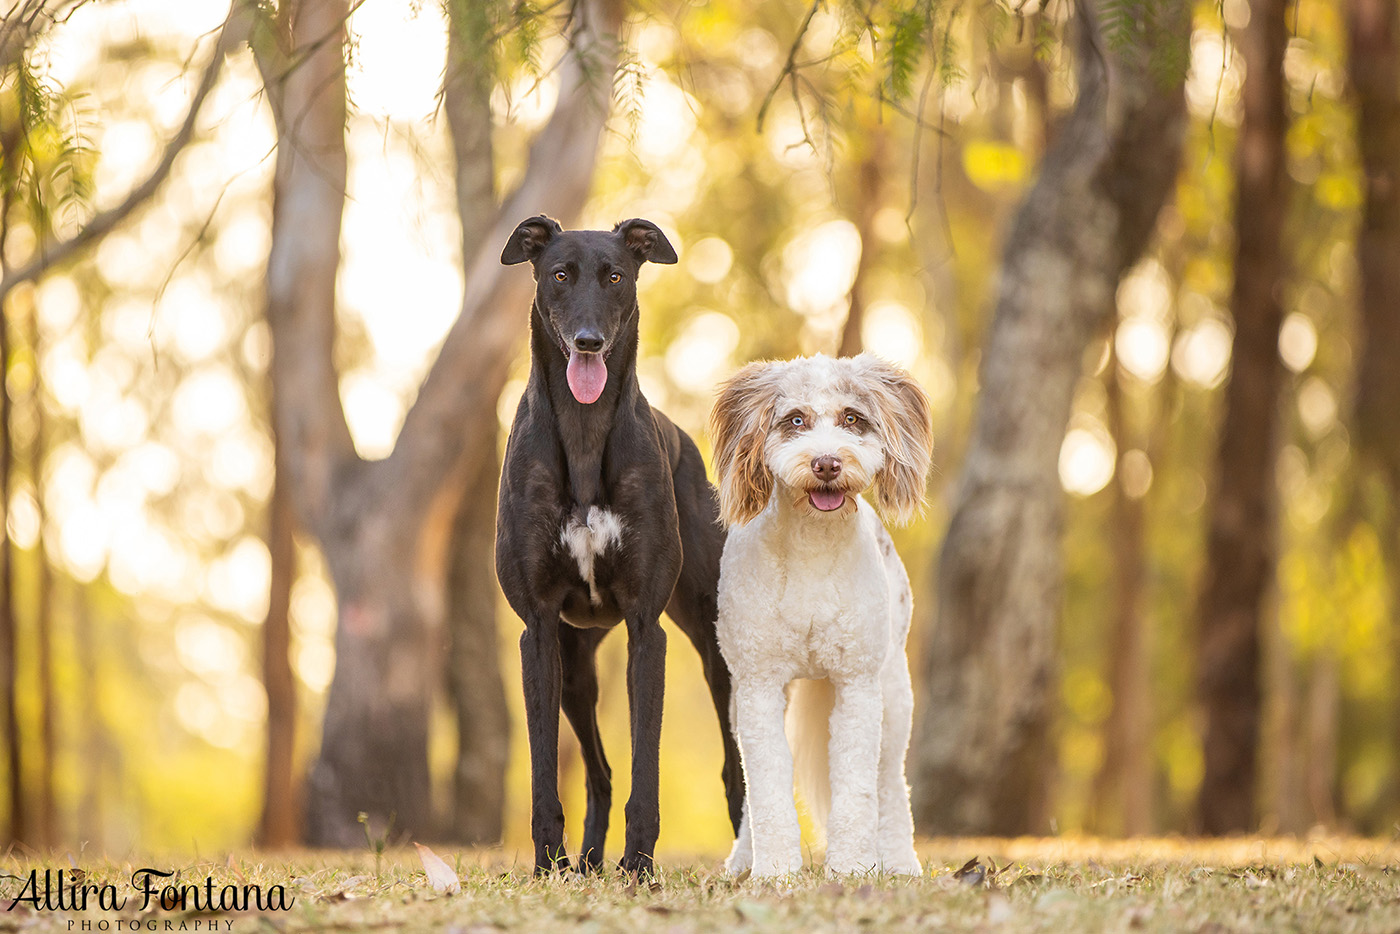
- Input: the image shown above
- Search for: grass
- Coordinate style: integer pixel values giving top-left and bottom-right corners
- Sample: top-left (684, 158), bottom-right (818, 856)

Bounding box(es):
top-left (4, 837), bottom-right (1400, 932)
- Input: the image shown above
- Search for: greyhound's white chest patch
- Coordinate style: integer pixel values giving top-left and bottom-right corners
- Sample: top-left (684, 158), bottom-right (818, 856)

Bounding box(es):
top-left (560, 507), bottom-right (624, 605)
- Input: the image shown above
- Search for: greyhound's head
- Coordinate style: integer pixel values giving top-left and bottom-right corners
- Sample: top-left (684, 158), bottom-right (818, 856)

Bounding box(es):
top-left (502, 215), bottom-right (677, 404)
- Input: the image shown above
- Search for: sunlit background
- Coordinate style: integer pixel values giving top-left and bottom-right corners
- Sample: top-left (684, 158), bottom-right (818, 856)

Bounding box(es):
top-left (3, 0), bottom-right (1385, 856)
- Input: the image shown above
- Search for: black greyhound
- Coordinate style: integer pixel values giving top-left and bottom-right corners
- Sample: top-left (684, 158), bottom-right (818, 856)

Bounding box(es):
top-left (495, 215), bottom-right (744, 875)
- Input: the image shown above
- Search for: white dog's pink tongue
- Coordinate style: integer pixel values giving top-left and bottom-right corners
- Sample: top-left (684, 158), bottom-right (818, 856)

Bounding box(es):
top-left (566, 351), bottom-right (607, 404)
top-left (810, 489), bottom-right (845, 512)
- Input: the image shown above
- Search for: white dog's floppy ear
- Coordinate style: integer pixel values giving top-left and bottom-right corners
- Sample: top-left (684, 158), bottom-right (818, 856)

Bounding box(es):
top-left (501, 214), bottom-right (563, 265)
top-left (709, 362), bottom-right (779, 526)
top-left (858, 355), bottom-right (934, 525)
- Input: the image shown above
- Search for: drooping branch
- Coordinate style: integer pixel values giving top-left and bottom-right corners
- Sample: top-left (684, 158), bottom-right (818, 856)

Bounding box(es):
top-left (0, 4), bottom-right (238, 304)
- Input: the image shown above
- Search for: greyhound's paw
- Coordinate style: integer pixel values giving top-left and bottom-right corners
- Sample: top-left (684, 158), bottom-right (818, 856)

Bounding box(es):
top-left (619, 851), bottom-right (655, 878)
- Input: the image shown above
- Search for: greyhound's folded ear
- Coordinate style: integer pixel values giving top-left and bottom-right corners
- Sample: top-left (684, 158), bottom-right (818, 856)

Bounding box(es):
top-left (501, 215), bottom-right (563, 265)
top-left (614, 218), bottom-right (679, 265)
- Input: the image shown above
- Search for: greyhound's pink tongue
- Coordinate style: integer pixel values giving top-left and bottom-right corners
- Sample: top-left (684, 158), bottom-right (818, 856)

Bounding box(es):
top-left (566, 351), bottom-right (607, 404)
top-left (809, 489), bottom-right (846, 511)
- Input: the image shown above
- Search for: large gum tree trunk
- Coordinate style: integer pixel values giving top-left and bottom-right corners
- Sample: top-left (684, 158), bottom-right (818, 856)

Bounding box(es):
top-left (446, 439), bottom-right (509, 843)
top-left (909, 0), bottom-right (1189, 834)
top-left (1344, 0), bottom-right (1400, 813)
top-left (310, 510), bottom-right (435, 844)
top-left (248, 0), bottom-right (625, 845)
top-left (1194, 0), bottom-right (1289, 835)
top-left (441, 1), bottom-right (509, 844)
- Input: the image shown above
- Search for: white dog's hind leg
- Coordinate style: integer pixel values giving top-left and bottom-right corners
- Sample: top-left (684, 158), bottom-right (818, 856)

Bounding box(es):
top-left (876, 658), bottom-right (921, 875)
top-left (734, 679), bottom-right (803, 877)
top-left (823, 676), bottom-right (882, 875)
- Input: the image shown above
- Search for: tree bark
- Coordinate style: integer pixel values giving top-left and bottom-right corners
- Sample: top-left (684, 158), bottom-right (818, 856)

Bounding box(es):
top-left (1344, 0), bottom-right (1400, 814)
top-left (0, 160), bottom-right (23, 848)
top-left (446, 438), bottom-right (509, 843)
top-left (250, 0), bottom-right (625, 846)
top-left (909, 0), bottom-right (1188, 834)
top-left (1195, 0), bottom-right (1289, 836)
top-left (257, 430), bottom-right (299, 847)
top-left (1089, 346), bottom-right (1153, 836)
top-left (839, 129), bottom-right (885, 358)
top-left (28, 301), bottom-right (55, 849)
top-left (440, 0), bottom-right (510, 845)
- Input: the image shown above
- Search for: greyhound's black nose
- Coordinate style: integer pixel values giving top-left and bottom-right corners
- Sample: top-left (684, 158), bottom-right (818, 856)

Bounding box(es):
top-left (573, 330), bottom-right (605, 353)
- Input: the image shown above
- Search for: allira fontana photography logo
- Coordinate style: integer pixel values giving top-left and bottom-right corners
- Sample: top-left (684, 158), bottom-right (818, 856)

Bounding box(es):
top-left (5, 868), bottom-right (293, 927)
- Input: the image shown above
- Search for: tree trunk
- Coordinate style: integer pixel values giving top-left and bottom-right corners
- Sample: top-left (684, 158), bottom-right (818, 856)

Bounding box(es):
top-left (446, 437), bottom-right (509, 843)
top-left (839, 129), bottom-right (885, 357)
top-left (1304, 646), bottom-right (1339, 827)
top-left (1344, 0), bottom-right (1400, 812)
top-left (1264, 607), bottom-right (1305, 832)
top-left (0, 181), bottom-right (22, 847)
top-left (28, 302), bottom-right (55, 849)
top-left (258, 432), bottom-right (299, 847)
top-left (248, 0), bottom-right (625, 846)
top-left (309, 511), bottom-right (435, 845)
top-left (440, 0), bottom-right (509, 845)
top-left (909, 0), bottom-right (1188, 834)
top-left (1195, 0), bottom-right (1289, 836)
top-left (1090, 346), bottom-right (1153, 836)
top-left (74, 583), bottom-right (103, 847)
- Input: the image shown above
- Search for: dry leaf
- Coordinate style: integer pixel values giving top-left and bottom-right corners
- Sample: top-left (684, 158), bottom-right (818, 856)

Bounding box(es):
top-left (954, 856), bottom-right (986, 887)
top-left (414, 842), bottom-right (461, 895)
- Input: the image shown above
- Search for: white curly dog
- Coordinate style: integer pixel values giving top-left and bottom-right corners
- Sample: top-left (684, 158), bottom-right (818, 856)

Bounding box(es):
top-left (708, 353), bottom-right (934, 878)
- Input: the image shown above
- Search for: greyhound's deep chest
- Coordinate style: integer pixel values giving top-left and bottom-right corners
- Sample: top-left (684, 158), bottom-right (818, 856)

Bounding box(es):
top-left (554, 505), bottom-right (630, 627)
top-left (559, 506), bottom-right (624, 604)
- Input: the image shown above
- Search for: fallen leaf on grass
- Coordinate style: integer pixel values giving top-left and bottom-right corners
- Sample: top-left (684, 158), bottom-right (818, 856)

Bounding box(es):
top-left (414, 843), bottom-right (461, 895)
top-left (954, 857), bottom-right (986, 887)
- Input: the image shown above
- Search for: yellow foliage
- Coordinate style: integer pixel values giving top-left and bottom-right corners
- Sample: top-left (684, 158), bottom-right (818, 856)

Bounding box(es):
top-left (961, 140), bottom-right (1029, 192)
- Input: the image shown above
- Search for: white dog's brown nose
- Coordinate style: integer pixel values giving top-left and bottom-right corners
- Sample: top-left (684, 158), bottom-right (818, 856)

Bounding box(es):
top-left (811, 455), bottom-right (842, 482)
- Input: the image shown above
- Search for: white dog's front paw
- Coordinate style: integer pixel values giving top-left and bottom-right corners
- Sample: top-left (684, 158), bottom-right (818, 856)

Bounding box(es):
top-left (880, 851), bottom-right (923, 876)
top-left (824, 851), bottom-right (880, 876)
top-left (748, 852), bottom-right (804, 879)
top-left (724, 839), bottom-right (753, 876)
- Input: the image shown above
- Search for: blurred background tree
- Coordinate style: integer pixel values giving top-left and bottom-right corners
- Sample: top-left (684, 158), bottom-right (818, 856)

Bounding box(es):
top-left (0, 0), bottom-right (1395, 855)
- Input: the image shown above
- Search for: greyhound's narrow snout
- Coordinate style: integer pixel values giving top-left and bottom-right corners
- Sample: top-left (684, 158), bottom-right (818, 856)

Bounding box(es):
top-left (573, 329), bottom-right (605, 353)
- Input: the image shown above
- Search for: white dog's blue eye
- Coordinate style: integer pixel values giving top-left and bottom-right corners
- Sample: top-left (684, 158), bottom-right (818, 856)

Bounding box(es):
top-left (790, 415), bottom-right (804, 427)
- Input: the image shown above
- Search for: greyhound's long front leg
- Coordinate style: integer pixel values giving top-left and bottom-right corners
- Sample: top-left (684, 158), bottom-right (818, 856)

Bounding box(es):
top-left (621, 615), bottom-right (667, 875)
top-left (521, 616), bottom-right (569, 874)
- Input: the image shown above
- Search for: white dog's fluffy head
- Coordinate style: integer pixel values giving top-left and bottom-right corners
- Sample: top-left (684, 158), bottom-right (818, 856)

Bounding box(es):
top-left (709, 354), bottom-right (934, 527)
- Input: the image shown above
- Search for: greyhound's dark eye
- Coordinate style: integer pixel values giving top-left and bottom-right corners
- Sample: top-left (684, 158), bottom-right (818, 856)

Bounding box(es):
top-left (609, 272), bottom-right (622, 283)
top-left (554, 271), bottom-right (568, 282)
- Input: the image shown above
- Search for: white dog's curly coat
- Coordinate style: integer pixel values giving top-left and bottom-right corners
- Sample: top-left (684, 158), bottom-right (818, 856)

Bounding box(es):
top-left (708, 354), bottom-right (934, 878)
